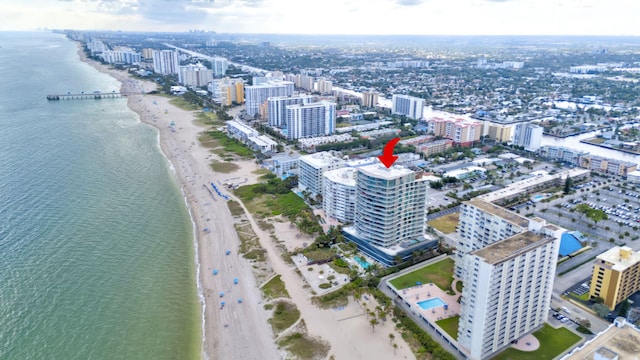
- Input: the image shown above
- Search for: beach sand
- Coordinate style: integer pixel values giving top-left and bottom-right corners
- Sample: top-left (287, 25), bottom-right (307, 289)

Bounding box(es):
top-left (78, 46), bottom-right (415, 360)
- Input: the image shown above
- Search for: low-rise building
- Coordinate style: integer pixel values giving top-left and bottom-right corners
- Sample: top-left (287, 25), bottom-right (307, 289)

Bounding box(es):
top-left (562, 318), bottom-right (639, 360)
top-left (225, 120), bottom-right (276, 154)
top-left (579, 155), bottom-right (637, 176)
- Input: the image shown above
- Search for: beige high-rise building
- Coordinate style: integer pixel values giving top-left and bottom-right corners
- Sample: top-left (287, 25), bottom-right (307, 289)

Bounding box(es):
top-left (362, 92), bottom-right (379, 108)
top-left (486, 123), bottom-right (513, 142)
top-left (142, 48), bottom-right (154, 60)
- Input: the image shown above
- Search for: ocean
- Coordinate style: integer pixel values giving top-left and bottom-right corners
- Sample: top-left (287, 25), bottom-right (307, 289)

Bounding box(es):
top-left (0, 32), bottom-right (201, 359)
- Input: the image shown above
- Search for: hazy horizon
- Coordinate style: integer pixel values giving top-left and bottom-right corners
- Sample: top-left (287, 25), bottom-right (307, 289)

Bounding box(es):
top-left (2, 0), bottom-right (638, 37)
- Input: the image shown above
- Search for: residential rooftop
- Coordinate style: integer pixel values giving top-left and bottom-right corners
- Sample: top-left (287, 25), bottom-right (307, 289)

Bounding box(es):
top-left (478, 168), bottom-right (590, 203)
top-left (466, 198), bottom-right (530, 228)
top-left (357, 163), bottom-right (416, 180)
top-left (473, 231), bottom-right (554, 265)
top-left (299, 151), bottom-right (344, 169)
top-left (563, 322), bottom-right (640, 360)
top-left (596, 246), bottom-right (640, 272)
top-left (324, 167), bottom-right (357, 187)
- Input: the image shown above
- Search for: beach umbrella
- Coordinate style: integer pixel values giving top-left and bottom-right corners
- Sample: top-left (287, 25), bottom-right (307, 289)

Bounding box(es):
top-left (219, 292), bottom-right (224, 297)
top-left (237, 298), bottom-right (243, 303)
top-left (213, 269), bottom-right (218, 275)
top-left (220, 301), bottom-right (225, 307)
top-left (416, 281), bottom-right (422, 286)
top-left (225, 250), bottom-right (231, 255)
top-left (233, 278), bottom-right (239, 284)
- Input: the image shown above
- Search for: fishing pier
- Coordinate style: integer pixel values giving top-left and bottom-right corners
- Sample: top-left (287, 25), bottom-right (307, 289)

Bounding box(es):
top-left (46, 91), bottom-right (124, 100)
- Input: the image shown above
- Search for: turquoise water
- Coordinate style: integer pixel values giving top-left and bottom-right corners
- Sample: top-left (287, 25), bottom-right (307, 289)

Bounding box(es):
top-left (354, 256), bottom-right (371, 269)
top-left (417, 298), bottom-right (446, 310)
top-left (0, 32), bottom-right (200, 359)
top-left (532, 194), bottom-right (548, 202)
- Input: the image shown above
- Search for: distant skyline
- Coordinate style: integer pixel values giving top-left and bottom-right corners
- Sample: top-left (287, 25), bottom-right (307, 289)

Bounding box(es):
top-left (2, 0), bottom-right (638, 36)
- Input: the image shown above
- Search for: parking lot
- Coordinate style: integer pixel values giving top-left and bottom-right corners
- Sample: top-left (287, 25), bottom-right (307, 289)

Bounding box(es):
top-left (530, 179), bottom-right (640, 247)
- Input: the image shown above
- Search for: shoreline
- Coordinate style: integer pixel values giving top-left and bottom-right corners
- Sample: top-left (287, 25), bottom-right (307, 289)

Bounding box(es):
top-left (75, 43), bottom-right (417, 360)
top-left (580, 138), bottom-right (640, 156)
top-left (75, 45), bottom-right (279, 360)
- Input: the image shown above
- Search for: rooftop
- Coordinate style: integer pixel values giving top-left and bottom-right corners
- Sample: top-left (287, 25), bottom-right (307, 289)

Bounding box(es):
top-left (299, 151), bottom-right (345, 169)
top-left (473, 231), bottom-right (554, 265)
top-left (226, 119), bottom-right (258, 136)
top-left (564, 323), bottom-right (640, 360)
top-left (358, 163), bottom-right (416, 180)
top-left (324, 167), bottom-right (357, 187)
top-left (596, 246), bottom-right (640, 272)
top-left (479, 168), bottom-right (590, 203)
top-left (466, 198), bottom-right (530, 228)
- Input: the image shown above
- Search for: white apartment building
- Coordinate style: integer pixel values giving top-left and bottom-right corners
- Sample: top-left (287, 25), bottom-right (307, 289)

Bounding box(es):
top-left (152, 50), bottom-right (179, 75)
top-left (455, 198), bottom-right (530, 278)
top-left (353, 164), bottom-right (428, 248)
top-left (267, 95), bottom-right (313, 127)
top-left (225, 120), bottom-right (276, 154)
top-left (297, 133), bottom-right (354, 152)
top-left (513, 122), bottom-right (543, 151)
top-left (458, 231), bottom-right (559, 360)
top-left (295, 74), bottom-right (315, 91)
top-left (211, 57), bottom-right (228, 76)
top-left (86, 38), bottom-right (107, 56)
top-left (178, 63), bottom-right (213, 87)
top-left (298, 152), bottom-right (345, 198)
top-left (323, 168), bottom-right (358, 223)
top-left (391, 94), bottom-right (424, 120)
top-left (226, 119), bottom-right (258, 142)
top-left (244, 81), bottom-right (295, 117)
top-left (538, 146), bottom-right (588, 165)
top-left (264, 154), bottom-right (300, 179)
top-left (286, 101), bottom-right (336, 140)
top-left (99, 48), bottom-right (141, 65)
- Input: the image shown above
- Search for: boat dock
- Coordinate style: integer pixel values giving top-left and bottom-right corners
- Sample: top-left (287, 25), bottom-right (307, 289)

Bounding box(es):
top-left (46, 91), bottom-right (124, 100)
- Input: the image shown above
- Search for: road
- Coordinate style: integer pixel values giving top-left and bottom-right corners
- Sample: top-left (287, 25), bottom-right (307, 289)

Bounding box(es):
top-left (164, 43), bottom-right (267, 74)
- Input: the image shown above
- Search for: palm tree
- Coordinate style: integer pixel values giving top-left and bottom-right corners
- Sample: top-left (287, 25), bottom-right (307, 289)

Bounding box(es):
top-left (389, 333), bottom-right (395, 344)
top-left (370, 318), bottom-right (378, 333)
top-left (393, 343), bottom-right (398, 355)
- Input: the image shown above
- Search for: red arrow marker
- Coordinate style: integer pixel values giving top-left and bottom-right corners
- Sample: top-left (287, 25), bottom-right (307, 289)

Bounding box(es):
top-left (378, 137), bottom-right (401, 168)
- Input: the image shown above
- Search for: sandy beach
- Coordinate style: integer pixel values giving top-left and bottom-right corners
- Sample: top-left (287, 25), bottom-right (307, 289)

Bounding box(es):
top-left (78, 46), bottom-right (415, 360)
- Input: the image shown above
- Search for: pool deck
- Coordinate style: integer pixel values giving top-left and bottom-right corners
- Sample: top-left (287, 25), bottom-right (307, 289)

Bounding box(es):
top-left (399, 280), bottom-right (461, 324)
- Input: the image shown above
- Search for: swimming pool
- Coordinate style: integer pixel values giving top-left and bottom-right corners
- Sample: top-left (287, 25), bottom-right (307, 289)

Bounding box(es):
top-left (531, 193), bottom-right (549, 202)
top-left (354, 256), bottom-right (370, 269)
top-left (417, 297), bottom-right (446, 310)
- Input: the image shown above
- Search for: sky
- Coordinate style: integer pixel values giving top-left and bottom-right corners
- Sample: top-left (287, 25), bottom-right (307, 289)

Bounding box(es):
top-left (1, 0), bottom-right (638, 36)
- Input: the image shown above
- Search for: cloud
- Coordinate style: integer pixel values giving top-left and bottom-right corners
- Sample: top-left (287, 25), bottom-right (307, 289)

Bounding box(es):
top-left (396, 0), bottom-right (425, 5)
top-left (66, 0), bottom-right (268, 26)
